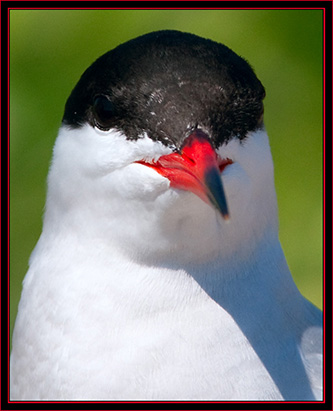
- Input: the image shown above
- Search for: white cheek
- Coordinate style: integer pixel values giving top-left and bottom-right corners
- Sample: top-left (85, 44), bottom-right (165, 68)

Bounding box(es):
top-left (93, 128), bottom-right (172, 170)
top-left (110, 164), bottom-right (170, 201)
top-left (56, 124), bottom-right (173, 176)
top-left (217, 129), bottom-right (272, 220)
top-left (221, 162), bottom-right (252, 220)
top-left (223, 162), bottom-right (250, 194)
top-left (217, 137), bottom-right (251, 205)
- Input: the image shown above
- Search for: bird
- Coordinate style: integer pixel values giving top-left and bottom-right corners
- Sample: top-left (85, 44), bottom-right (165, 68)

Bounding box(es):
top-left (10, 30), bottom-right (322, 401)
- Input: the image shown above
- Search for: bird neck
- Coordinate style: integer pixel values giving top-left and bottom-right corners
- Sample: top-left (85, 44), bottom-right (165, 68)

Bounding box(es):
top-left (42, 187), bottom-right (280, 273)
top-left (38, 166), bottom-right (294, 313)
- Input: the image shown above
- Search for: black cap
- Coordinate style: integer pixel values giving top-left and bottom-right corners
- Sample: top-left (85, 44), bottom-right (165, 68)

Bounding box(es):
top-left (63, 30), bottom-right (265, 149)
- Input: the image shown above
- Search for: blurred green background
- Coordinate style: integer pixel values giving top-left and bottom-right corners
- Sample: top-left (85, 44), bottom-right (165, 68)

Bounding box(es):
top-left (10, 9), bottom-right (323, 343)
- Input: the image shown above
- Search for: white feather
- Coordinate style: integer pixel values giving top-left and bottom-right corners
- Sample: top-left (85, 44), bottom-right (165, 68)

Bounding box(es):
top-left (10, 124), bottom-right (322, 400)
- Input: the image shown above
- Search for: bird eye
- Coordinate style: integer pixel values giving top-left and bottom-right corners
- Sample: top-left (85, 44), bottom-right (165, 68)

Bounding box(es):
top-left (93, 95), bottom-right (114, 130)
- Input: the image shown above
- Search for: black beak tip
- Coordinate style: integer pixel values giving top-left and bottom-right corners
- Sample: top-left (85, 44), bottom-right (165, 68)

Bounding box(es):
top-left (204, 167), bottom-right (230, 220)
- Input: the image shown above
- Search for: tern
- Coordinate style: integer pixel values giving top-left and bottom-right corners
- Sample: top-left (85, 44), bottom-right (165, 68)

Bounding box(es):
top-left (10, 30), bottom-right (322, 401)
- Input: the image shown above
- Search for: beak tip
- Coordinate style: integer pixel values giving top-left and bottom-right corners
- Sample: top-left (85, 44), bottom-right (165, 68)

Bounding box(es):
top-left (205, 167), bottom-right (230, 222)
top-left (222, 212), bottom-right (230, 222)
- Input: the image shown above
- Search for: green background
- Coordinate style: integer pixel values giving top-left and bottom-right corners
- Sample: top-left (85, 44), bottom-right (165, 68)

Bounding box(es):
top-left (10, 9), bottom-right (323, 343)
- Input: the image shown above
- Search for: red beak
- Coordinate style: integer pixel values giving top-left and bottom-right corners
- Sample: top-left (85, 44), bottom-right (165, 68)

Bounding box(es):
top-left (137, 130), bottom-right (232, 219)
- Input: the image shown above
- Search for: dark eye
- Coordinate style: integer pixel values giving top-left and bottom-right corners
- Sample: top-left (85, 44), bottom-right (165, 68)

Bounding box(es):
top-left (93, 95), bottom-right (114, 130)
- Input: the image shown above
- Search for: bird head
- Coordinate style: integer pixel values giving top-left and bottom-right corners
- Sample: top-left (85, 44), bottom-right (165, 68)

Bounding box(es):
top-left (45, 31), bottom-right (278, 263)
